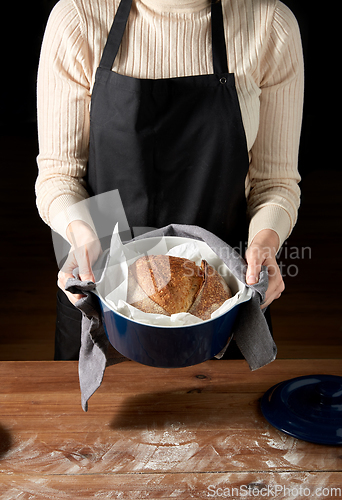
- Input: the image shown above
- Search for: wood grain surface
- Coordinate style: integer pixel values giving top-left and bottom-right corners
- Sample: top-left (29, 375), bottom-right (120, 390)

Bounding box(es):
top-left (0, 359), bottom-right (341, 499)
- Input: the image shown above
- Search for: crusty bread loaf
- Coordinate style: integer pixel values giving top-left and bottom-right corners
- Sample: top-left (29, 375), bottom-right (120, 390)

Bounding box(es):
top-left (127, 254), bottom-right (232, 320)
top-left (188, 259), bottom-right (232, 320)
top-left (127, 255), bottom-right (204, 315)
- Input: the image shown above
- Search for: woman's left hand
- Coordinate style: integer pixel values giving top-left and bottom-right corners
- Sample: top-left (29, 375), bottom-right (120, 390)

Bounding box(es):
top-left (245, 229), bottom-right (285, 309)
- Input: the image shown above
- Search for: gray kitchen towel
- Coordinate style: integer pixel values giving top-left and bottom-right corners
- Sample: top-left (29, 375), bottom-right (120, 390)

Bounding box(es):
top-left (66, 224), bottom-right (276, 411)
top-left (65, 278), bottom-right (127, 412)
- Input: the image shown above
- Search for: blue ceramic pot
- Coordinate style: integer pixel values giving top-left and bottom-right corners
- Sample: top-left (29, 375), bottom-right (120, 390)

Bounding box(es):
top-left (95, 236), bottom-right (250, 368)
top-left (98, 298), bottom-right (241, 368)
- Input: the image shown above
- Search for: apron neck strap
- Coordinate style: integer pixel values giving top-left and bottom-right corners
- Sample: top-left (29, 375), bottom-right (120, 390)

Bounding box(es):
top-left (99, 0), bottom-right (229, 75)
top-left (211, 0), bottom-right (229, 74)
top-left (99, 0), bottom-right (133, 70)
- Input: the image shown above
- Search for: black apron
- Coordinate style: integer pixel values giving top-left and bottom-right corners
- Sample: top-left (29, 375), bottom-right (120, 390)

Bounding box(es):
top-left (55, 0), bottom-right (251, 360)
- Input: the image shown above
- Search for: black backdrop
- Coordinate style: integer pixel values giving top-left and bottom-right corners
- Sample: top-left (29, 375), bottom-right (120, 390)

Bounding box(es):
top-left (1, 0), bottom-right (319, 178)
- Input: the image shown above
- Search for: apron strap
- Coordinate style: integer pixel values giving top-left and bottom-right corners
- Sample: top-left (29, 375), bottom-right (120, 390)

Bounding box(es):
top-left (99, 0), bottom-right (133, 70)
top-left (211, 0), bottom-right (229, 74)
top-left (99, 0), bottom-right (229, 74)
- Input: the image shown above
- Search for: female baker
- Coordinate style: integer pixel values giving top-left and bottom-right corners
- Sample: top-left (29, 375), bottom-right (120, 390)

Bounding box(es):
top-left (36, 0), bottom-right (304, 359)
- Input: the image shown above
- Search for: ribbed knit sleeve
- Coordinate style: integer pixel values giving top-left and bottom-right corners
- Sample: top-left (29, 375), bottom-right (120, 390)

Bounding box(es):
top-left (36, 0), bottom-right (304, 246)
top-left (246, 1), bottom-right (304, 247)
top-left (35, 0), bottom-right (95, 238)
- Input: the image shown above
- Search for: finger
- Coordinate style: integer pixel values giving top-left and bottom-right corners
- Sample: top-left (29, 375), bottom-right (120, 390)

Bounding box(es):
top-left (77, 244), bottom-right (95, 283)
top-left (63, 288), bottom-right (85, 305)
top-left (245, 243), bottom-right (267, 285)
top-left (246, 254), bottom-right (263, 285)
top-left (261, 294), bottom-right (282, 309)
top-left (57, 269), bottom-right (74, 290)
top-left (261, 280), bottom-right (285, 309)
top-left (57, 275), bottom-right (85, 305)
top-left (60, 250), bottom-right (78, 277)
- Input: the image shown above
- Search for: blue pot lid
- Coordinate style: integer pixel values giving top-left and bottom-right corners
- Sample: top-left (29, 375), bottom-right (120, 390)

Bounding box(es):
top-left (260, 374), bottom-right (342, 445)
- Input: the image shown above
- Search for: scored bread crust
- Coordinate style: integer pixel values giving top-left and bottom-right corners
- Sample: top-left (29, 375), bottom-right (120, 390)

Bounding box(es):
top-left (126, 266), bottom-right (169, 315)
top-left (128, 255), bottom-right (203, 315)
top-left (127, 254), bottom-right (232, 319)
top-left (188, 260), bottom-right (232, 320)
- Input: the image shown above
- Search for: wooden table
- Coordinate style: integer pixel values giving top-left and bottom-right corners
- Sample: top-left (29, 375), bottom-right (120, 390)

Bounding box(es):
top-left (0, 359), bottom-right (341, 499)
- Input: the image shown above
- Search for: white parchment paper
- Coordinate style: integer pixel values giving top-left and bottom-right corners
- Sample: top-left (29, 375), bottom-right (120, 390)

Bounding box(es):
top-left (95, 225), bottom-right (252, 327)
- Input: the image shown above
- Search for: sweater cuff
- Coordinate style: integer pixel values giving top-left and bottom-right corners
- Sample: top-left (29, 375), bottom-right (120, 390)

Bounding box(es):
top-left (248, 205), bottom-right (292, 252)
top-left (49, 195), bottom-right (97, 242)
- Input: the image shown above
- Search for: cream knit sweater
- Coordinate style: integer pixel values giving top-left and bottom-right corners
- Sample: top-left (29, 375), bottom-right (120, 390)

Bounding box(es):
top-left (36, 0), bottom-right (304, 247)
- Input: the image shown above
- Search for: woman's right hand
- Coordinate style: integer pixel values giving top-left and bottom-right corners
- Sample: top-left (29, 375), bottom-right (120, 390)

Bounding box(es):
top-left (57, 220), bottom-right (103, 305)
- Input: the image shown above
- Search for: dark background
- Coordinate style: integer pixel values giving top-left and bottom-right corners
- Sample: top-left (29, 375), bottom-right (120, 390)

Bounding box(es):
top-left (0, 0), bottom-right (323, 172)
top-left (0, 1), bottom-right (340, 360)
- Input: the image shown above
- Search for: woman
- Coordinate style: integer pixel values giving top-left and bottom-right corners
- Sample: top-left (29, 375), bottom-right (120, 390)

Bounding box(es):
top-left (36, 0), bottom-right (304, 359)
